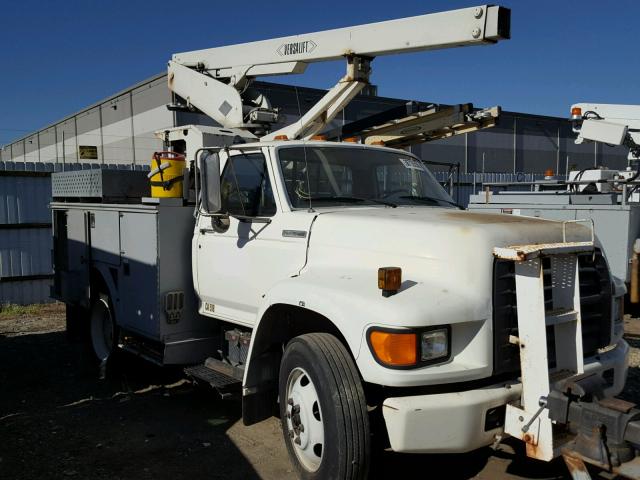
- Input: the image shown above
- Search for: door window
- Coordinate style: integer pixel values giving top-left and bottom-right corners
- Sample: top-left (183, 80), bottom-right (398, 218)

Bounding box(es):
top-left (220, 153), bottom-right (277, 216)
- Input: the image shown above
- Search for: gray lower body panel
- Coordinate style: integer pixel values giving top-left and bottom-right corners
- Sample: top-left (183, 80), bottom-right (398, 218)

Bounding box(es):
top-left (52, 200), bottom-right (219, 365)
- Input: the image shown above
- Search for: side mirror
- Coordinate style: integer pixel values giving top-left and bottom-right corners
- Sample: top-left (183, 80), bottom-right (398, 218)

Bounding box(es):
top-left (200, 151), bottom-right (222, 213)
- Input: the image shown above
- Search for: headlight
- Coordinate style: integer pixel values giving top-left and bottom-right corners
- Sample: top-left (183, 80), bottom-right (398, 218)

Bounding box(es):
top-left (421, 328), bottom-right (449, 361)
top-left (367, 326), bottom-right (450, 369)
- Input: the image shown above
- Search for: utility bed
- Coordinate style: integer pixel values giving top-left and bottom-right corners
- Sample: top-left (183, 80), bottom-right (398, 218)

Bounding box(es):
top-left (51, 190), bottom-right (218, 365)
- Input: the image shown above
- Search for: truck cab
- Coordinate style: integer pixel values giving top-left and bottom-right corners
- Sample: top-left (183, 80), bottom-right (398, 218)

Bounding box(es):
top-left (191, 136), bottom-right (628, 473)
top-left (194, 140), bottom-right (456, 324)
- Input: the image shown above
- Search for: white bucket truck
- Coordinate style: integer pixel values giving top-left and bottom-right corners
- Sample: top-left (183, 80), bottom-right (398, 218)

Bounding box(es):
top-left (51, 6), bottom-right (638, 479)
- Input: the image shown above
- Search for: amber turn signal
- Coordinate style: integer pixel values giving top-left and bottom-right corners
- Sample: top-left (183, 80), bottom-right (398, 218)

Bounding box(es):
top-left (378, 267), bottom-right (401, 297)
top-left (369, 330), bottom-right (417, 367)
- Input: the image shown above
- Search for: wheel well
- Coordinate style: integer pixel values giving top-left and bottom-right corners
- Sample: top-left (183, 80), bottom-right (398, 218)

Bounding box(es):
top-left (242, 304), bottom-right (356, 425)
top-left (90, 268), bottom-right (109, 299)
top-left (262, 304), bottom-right (349, 350)
top-left (89, 268), bottom-right (117, 318)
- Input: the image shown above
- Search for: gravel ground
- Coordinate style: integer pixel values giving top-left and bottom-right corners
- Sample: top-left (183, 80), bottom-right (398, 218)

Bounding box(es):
top-left (0, 304), bottom-right (638, 480)
top-left (0, 303), bottom-right (65, 335)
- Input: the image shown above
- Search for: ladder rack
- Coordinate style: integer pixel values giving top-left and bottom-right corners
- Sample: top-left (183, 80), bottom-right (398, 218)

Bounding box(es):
top-left (494, 240), bottom-right (594, 461)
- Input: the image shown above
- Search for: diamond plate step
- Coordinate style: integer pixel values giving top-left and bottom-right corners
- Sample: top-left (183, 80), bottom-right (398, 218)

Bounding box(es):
top-left (185, 363), bottom-right (241, 390)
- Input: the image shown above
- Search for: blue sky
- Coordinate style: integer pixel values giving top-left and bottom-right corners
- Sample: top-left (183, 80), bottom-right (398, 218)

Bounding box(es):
top-left (0, 0), bottom-right (637, 144)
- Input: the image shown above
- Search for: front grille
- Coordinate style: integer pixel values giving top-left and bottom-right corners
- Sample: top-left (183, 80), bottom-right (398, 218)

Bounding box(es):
top-left (493, 250), bottom-right (612, 376)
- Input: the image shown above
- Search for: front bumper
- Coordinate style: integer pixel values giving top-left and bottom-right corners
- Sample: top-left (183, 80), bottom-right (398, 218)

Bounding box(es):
top-left (382, 340), bottom-right (629, 454)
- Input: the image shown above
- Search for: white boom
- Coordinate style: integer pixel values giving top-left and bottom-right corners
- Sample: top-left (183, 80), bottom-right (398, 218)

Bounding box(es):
top-left (168, 5), bottom-right (510, 138)
top-left (571, 103), bottom-right (640, 162)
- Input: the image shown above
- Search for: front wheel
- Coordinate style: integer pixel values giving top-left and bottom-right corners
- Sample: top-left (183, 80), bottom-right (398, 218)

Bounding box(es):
top-left (279, 333), bottom-right (370, 480)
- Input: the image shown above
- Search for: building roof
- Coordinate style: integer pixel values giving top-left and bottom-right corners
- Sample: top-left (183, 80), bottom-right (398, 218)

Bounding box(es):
top-left (3, 70), bottom-right (572, 150)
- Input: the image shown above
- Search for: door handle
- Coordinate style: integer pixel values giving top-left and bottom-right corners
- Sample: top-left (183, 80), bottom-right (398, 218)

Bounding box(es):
top-left (200, 228), bottom-right (216, 234)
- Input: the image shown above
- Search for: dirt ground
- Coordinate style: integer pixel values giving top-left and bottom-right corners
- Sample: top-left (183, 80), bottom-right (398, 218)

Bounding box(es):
top-left (0, 304), bottom-right (638, 480)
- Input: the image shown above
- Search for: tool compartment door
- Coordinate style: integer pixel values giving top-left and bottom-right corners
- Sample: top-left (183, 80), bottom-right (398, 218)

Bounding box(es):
top-left (54, 208), bottom-right (90, 305)
top-left (90, 210), bottom-right (121, 266)
top-left (118, 210), bottom-right (160, 338)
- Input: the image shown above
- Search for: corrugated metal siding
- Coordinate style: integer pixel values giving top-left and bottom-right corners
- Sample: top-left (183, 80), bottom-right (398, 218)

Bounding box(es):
top-left (0, 175), bottom-right (51, 223)
top-left (0, 166), bottom-right (53, 305)
top-left (0, 279), bottom-right (53, 306)
top-left (0, 228), bottom-right (52, 278)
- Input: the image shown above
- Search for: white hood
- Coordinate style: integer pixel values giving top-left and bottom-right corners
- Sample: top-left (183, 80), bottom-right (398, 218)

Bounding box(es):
top-left (303, 206), bottom-right (591, 325)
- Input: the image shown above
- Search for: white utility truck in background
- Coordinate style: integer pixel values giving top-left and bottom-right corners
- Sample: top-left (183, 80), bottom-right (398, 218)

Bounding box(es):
top-left (570, 103), bottom-right (640, 163)
top-left (51, 6), bottom-right (639, 480)
top-left (470, 103), bottom-right (640, 305)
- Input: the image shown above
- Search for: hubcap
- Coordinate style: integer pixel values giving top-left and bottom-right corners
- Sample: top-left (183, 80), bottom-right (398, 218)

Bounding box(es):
top-left (285, 367), bottom-right (324, 472)
top-left (90, 298), bottom-right (113, 361)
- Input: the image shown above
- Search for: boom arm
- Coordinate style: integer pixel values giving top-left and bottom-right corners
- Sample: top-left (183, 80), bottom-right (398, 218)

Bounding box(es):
top-left (168, 5), bottom-right (510, 138)
top-left (172, 5), bottom-right (509, 78)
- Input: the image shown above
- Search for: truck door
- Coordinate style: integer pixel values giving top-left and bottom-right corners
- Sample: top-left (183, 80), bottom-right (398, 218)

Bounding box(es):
top-left (195, 150), bottom-right (309, 326)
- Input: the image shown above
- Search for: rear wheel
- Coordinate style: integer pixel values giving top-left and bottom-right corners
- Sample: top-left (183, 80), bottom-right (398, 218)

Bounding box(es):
top-left (89, 293), bottom-right (118, 364)
top-left (279, 333), bottom-right (370, 480)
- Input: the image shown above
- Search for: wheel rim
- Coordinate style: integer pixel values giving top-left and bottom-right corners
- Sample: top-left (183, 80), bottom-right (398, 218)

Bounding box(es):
top-left (90, 298), bottom-right (113, 361)
top-left (285, 367), bottom-right (324, 472)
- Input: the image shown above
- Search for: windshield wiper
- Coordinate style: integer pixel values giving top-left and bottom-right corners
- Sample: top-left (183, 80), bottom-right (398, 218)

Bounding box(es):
top-left (399, 195), bottom-right (463, 209)
top-left (308, 196), bottom-right (397, 208)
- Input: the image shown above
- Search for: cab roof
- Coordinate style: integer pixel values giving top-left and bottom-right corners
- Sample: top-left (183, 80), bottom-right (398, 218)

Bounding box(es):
top-left (226, 139), bottom-right (409, 156)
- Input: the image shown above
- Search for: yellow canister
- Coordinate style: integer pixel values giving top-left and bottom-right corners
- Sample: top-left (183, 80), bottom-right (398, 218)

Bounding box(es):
top-left (149, 151), bottom-right (186, 198)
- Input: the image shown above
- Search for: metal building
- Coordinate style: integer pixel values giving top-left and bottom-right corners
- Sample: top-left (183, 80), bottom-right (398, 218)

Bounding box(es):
top-left (1, 75), bottom-right (171, 168)
top-left (1, 73), bottom-right (628, 175)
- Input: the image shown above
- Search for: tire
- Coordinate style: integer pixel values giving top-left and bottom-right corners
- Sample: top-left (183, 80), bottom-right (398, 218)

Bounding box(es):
top-left (279, 333), bottom-right (370, 480)
top-left (89, 293), bottom-right (118, 364)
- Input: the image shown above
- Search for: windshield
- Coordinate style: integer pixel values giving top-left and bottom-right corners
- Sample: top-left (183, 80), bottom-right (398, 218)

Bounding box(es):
top-left (277, 145), bottom-right (455, 209)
